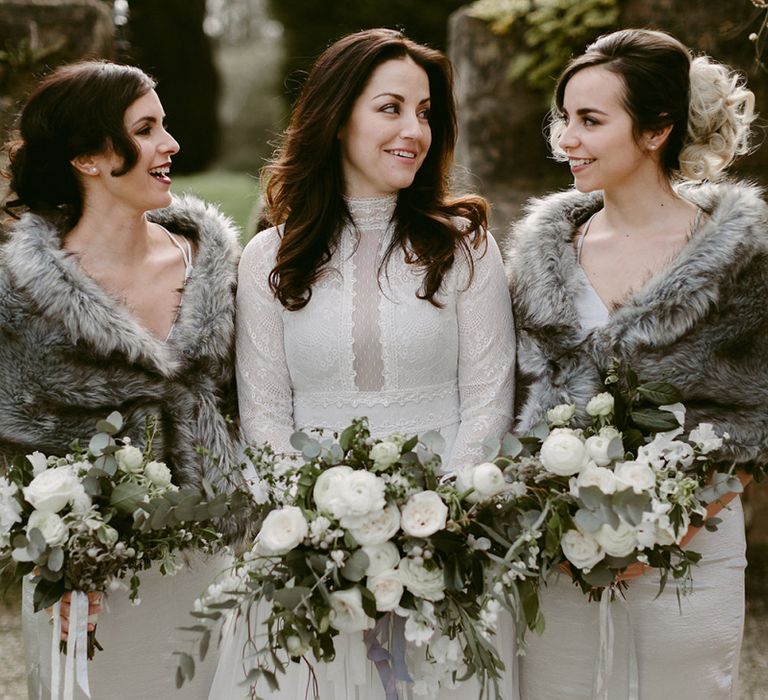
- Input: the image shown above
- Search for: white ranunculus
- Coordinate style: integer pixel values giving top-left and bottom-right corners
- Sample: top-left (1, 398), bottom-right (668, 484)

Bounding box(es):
top-left (26, 452), bottom-right (49, 476)
top-left (547, 403), bottom-right (576, 426)
top-left (688, 423), bottom-right (723, 454)
top-left (594, 520), bottom-right (637, 558)
top-left (0, 477), bottom-right (23, 537)
top-left (23, 467), bottom-right (82, 513)
top-left (540, 429), bottom-right (588, 476)
top-left (144, 461), bottom-right (173, 487)
top-left (348, 504), bottom-right (400, 546)
top-left (370, 441), bottom-right (401, 468)
top-left (586, 392), bottom-right (614, 417)
top-left (561, 528), bottom-right (605, 571)
top-left (367, 570), bottom-right (404, 611)
top-left (400, 491), bottom-right (448, 538)
top-left (398, 558), bottom-right (445, 601)
top-left (472, 463), bottom-right (508, 499)
top-left (313, 466), bottom-right (354, 514)
top-left (584, 435), bottom-right (614, 467)
top-left (335, 471), bottom-right (387, 528)
top-left (329, 587), bottom-right (372, 633)
top-left (362, 542), bottom-right (401, 577)
top-left (116, 445), bottom-right (144, 473)
top-left (575, 464), bottom-right (617, 495)
top-left (614, 461), bottom-right (656, 495)
top-left (255, 506), bottom-right (308, 555)
top-left (27, 510), bottom-right (69, 547)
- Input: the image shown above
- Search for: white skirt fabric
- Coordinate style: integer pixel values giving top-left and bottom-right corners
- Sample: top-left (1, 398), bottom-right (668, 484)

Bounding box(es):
top-left (518, 498), bottom-right (746, 700)
top-left (23, 552), bottom-right (227, 700)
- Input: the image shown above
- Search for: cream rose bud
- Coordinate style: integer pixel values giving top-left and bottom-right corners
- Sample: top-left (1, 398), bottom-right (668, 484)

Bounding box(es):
top-left (26, 451), bottom-right (50, 476)
top-left (116, 445), bottom-right (144, 473)
top-left (540, 429), bottom-right (588, 477)
top-left (586, 392), bottom-right (614, 417)
top-left (255, 506), bottom-right (308, 555)
top-left (599, 426), bottom-right (621, 441)
top-left (312, 465), bottom-right (354, 515)
top-left (329, 587), bottom-right (372, 633)
top-left (584, 435), bottom-right (614, 467)
top-left (367, 570), bottom-right (404, 611)
top-left (23, 467), bottom-right (82, 513)
top-left (576, 464), bottom-right (617, 495)
top-left (614, 461), bottom-right (656, 495)
top-left (401, 491), bottom-right (448, 538)
top-left (397, 558), bottom-right (445, 601)
top-left (547, 403), bottom-right (576, 426)
top-left (594, 520), bottom-right (637, 558)
top-left (362, 542), bottom-right (401, 577)
top-left (472, 463), bottom-right (508, 499)
top-left (454, 467), bottom-right (479, 503)
top-left (348, 504), bottom-right (400, 546)
top-left (27, 510), bottom-right (69, 547)
top-left (370, 441), bottom-right (401, 468)
top-left (561, 528), bottom-right (605, 571)
top-left (144, 461), bottom-right (173, 487)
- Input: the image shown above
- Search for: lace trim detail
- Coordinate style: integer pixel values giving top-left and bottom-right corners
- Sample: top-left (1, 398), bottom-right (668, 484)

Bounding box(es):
top-left (344, 194), bottom-right (397, 232)
top-left (294, 381), bottom-right (458, 409)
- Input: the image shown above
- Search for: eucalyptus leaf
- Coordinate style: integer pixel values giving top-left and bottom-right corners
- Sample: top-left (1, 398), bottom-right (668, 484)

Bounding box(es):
top-left (27, 527), bottom-right (47, 554)
top-left (480, 435), bottom-right (501, 461)
top-left (32, 578), bottom-right (64, 612)
top-left (105, 411), bottom-right (124, 432)
top-left (636, 382), bottom-right (683, 406)
top-left (574, 508), bottom-right (603, 534)
top-left (612, 489), bottom-right (650, 527)
top-left (272, 586), bottom-right (312, 610)
top-left (82, 475), bottom-right (102, 498)
top-left (341, 549), bottom-right (369, 583)
top-left (581, 567), bottom-right (614, 587)
top-left (529, 421), bottom-right (550, 442)
top-left (47, 547), bottom-right (64, 572)
top-left (302, 440), bottom-right (322, 459)
top-left (149, 499), bottom-right (172, 529)
top-left (420, 430), bottom-right (446, 455)
top-left (501, 433), bottom-right (523, 458)
top-left (110, 481), bottom-right (148, 515)
top-left (290, 431), bottom-right (310, 451)
top-left (607, 437), bottom-right (625, 461)
top-left (88, 432), bottom-right (111, 457)
top-left (11, 546), bottom-right (35, 563)
top-left (577, 486), bottom-right (609, 511)
top-left (339, 424), bottom-right (357, 451)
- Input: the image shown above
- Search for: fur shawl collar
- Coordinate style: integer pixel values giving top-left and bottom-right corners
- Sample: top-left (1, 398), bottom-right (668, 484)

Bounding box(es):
top-left (505, 181), bottom-right (768, 465)
top-left (0, 195), bottom-right (242, 491)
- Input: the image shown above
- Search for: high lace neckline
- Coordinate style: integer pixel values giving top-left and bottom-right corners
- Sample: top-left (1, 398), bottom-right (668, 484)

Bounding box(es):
top-left (344, 194), bottom-right (398, 232)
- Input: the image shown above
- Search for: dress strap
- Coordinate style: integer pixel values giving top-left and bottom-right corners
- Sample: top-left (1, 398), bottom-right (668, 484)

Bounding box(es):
top-left (575, 212), bottom-right (598, 264)
top-left (158, 224), bottom-right (194, 282)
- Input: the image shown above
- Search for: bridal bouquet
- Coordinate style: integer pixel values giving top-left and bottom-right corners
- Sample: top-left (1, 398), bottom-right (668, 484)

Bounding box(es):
top-left (0, 411), bottom-right (244, 669)
top-left (181, 420), bottom-right (545, 699)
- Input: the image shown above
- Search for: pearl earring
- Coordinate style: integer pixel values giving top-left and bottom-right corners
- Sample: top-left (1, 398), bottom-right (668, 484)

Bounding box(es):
top-left (90, 167), bottom-right (98, 174)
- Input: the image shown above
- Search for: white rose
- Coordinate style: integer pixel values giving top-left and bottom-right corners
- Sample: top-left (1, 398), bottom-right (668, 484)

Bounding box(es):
top-left (26, 452), bottom-right (49, 476)
top-left (334, 471), bottom-right (387, 528)
top-left (472, 463), bottom-right (508, 499)
top-left (540, 429), bottom-right (588, 476)
top-left (367, 570), bottom-right (404, 611)
top-left (362, 542), bottom-right (401, 577)
top-left (69, 486), bottom-right (93, 516)
top-left (144, 461), bottom-right (173, 487)
top-left (313, 465), bottom-right (353, 514)
top-left (594, 520), bottom-right (637, 558)
top-left (0, 477), bottom-right (23, 536)
top-left (688, 423), bottom-right (723, 454)
top-left (575, 464), bottom-right (617, 495)
top-left (255, 506), bottom-right (308, 555)
top-left (23, 467), bottom-right (82, 513)
top-left (401, 491), bottom-right (448, 538)
top-left (584, 435), bottom-right (614, 467)
top-left (397, 558), bottom-right (445, 601)
top-left (614, 461), bottom-right (656, 495)
top-left (561, 529), bottom-right (605, 571)
top-left (370, 441), bottom-right (401, 468)
top-left (329, 587), bottom-right (372, 633)
top-left (116, 445), bottom-right (144, 473)
top-left (586, 392), bottom-right (614, 417)
top-left (547, 403), bottom-right (576, 426)
top-left (27, 510), bottom-right (69, 547)
top-left (348, 504), bottom-right (401, 546)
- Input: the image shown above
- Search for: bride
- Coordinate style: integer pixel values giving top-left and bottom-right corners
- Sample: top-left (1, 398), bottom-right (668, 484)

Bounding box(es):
top-left (214, 28), bottom-right (517, 700)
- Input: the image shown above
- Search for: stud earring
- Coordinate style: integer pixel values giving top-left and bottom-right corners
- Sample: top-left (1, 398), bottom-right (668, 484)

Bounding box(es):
top-left (90, 167), bottom-right (98, 174)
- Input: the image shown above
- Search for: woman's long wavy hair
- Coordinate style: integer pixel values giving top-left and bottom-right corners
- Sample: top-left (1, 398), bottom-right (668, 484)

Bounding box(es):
top-left (261, 28), bottom-right (488, 311)
top-left (3, 61), bottom-right (155, 227)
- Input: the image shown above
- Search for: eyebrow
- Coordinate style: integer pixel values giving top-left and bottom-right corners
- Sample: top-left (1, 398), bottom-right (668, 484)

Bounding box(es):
top-left (129, 115), bottom-right (162, 128)
top-left (568, 107), bottom-right (609, 117)
top-left (372, 92), bottom-right (431, 105)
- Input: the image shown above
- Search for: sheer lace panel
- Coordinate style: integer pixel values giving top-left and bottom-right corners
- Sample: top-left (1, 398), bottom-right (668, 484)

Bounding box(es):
top-left (346, 195), bottom-right (397, 392)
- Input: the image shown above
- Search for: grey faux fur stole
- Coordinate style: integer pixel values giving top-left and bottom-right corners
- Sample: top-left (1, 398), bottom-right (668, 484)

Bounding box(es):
top-left (0, 194), bottom-right (242, 491)
top-left (505, 181), bottom-right (768, 467)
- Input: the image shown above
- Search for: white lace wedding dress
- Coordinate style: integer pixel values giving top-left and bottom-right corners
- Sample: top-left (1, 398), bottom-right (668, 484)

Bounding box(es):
top-left (210, 195), bottom-right (518, 699)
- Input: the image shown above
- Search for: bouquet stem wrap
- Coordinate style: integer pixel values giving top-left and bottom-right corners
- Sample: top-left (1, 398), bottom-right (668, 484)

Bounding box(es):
top-left (50, 592), bottom-right (92, 699)
top-left (592, 589), bottom-right (638, 700)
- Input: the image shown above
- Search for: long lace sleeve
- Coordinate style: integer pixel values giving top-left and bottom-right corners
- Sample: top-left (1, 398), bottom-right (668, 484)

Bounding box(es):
top-left (447, 232), bottom-right (516, 472)
top-left (235, 230), bottom-right (295, 454)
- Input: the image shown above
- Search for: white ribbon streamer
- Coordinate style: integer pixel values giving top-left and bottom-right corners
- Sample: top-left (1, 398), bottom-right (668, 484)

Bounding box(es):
top-left (50, 601), bottom-right (62, 699)
top-left (50, 592), bottom-right (93, 700)
top-left (75, 592), bottom-right (92, 698)
top-left (63, 595), bottom-right (77, 700)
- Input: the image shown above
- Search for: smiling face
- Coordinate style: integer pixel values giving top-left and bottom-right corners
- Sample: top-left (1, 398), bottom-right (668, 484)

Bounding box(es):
top-left (338, 57), bottom-right (432, 198)
top-left (557, 66), bottom-right (654, 194)
top-left (92, 89), bottom-right (179, 213)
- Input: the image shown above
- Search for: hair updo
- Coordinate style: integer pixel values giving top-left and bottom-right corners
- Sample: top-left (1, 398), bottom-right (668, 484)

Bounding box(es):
top-left (4, 61), bottom-right (156, 225)
top-left (548, 28), bottom-right (755, 181)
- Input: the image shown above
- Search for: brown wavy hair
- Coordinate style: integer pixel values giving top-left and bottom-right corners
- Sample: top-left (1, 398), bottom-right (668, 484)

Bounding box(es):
top-left (261, 28), bottom-right (488, 311)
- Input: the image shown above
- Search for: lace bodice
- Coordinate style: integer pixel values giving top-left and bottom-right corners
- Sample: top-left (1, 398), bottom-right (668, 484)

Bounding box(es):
top-left (235, 196), bottom-right (515, 472)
